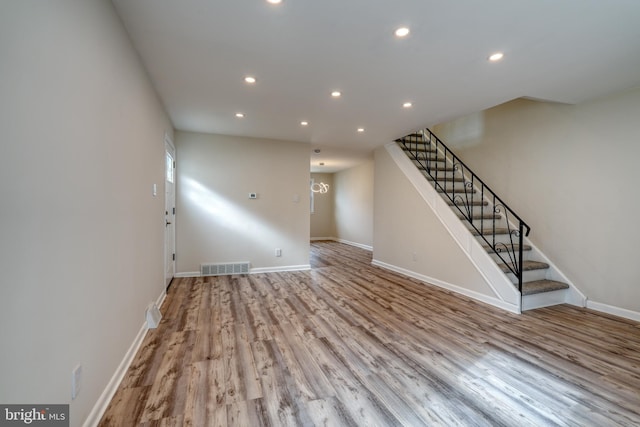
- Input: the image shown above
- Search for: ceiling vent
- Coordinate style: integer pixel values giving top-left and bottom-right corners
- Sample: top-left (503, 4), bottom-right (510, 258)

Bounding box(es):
top-left (201, 262), bottom-right (250, 276)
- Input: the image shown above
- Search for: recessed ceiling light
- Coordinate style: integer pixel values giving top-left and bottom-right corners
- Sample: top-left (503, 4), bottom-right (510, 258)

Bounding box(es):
top-left (235, 112), bottom-right (245, 118)
top-left (331, 91), bottom-right (341, 98)
top-left (266, 0), bottom-right (282, 4)
top-left (488, 52), bottom-right (504, 62)
top-left (301, 121), bottom-right (309, 126)
top-left (395, 27), bottom-right (410, 37)
top-left (244, 76), bottom-right (256, 84)
top-left (357, 128), bottom-right (365, 132)
top-left (403, 102), bottom-right (413, 108)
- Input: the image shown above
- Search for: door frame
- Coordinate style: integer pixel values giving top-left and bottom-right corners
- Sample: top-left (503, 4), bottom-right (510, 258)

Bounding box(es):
top-left (164, 133), bottom-right (176, 289)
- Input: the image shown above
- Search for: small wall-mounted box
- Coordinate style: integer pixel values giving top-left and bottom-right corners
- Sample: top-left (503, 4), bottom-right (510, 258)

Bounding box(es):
top-left (249, 193), bottom-right (258, 199)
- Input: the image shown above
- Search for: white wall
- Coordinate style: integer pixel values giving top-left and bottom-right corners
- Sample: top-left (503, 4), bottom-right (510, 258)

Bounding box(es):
top-left (0, 1), bottom-right (173, 426)
top-left (373, 148), bottom-right (497, 297)
top-left (310, 173), bottom-right (336, 239)
top-left (433, 88), bottom-right (640, 314)
top-left (175, 131), bottom-right (310, 273)
top-left (334, 159), bottom-right (374, 248)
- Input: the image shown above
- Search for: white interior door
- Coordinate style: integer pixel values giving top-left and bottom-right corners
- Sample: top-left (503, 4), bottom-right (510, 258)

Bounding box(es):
top-left (164, 136), bottom-right (176, 288)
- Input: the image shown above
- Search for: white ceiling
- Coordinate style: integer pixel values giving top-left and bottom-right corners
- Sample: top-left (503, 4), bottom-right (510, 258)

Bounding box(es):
top-left (112, 0), bottom-right (640, 172)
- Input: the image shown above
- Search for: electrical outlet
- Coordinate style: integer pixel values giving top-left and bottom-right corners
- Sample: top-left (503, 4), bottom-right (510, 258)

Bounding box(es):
top-left (412, 252), bottom-right (417, 261)
top-left (275, 248), bottom-right (282, 257)
top-left (72, 364), bottom-right (82, 400)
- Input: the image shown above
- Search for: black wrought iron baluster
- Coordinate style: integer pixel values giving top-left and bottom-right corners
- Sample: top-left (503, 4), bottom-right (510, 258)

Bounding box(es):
top-left (436, 136), bottom-right (442, 194)
top-left (492, 194), bottom-right (497, 253)
top-left (491, 194), bottom-right (500, 254)
top-left (518, 222), bottom-right (524, 294)
top-left (427, 132), bottom-right (433, 180)
top-left (468, 168), bottom-right (474, 223)
top-left (480, 184), bottom-right (484, 238)
top-left (438, 142), bottom-right (442, 193)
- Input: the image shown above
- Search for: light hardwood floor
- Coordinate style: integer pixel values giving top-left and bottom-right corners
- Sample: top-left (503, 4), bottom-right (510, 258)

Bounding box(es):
top-left (99, 241), bottom-right (640, 426)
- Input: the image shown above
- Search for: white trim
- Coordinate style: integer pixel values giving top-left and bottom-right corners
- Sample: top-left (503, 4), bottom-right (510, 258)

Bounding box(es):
top-left (522, 289), bottom-right (568, 311)
top-left (84, 288), bottom-right (167, 427)
top-left (83, 324), bottom-right (147, 427)
top-left (310, 237), bottom-right (373, 252)
top-left (175, 271), bottom-right (200, 278)
top-left (164, 132), bottom-right (176, 288)
top-left (177, 265), bottom-right (312, 277)
top-left (250, 264), bottom-right (311, 274)
top-left (334, 238), bottom-right (373, 251)
top-left (372, 259), bottom-right (520, 314)
top-left (155, 289), bottom-right (167, 309)
top-left (586, 300), bottom-right (640, 322)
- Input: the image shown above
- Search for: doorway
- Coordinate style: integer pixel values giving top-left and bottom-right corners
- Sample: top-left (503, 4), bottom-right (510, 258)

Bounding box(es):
top-left (164, 135), bottom-right (176, 288)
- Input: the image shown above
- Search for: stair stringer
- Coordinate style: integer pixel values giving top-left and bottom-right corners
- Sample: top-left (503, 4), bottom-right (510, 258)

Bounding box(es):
top-left (385, 142), bottom-right (521, 313)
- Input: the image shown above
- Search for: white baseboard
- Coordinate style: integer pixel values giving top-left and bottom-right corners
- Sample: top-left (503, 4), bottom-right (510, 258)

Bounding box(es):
top-left (334, 238), bottom-right (373, 251)
top-left (156, 288), bottom-right (167, 308)
top-left (83, 288), bottom-right (167, 427)
top-left (586, 300), bottom-right (640, 322)
top-left (250, 264), bottom-right (311, 274)
top-left (372, 259), bottom-right (520, 314)
top-left (175, 271), bottom-right (200, 278)
top-left (311, 237), bottom-right (373, 252)
top-left (177, 264), bottom-right (312, 277)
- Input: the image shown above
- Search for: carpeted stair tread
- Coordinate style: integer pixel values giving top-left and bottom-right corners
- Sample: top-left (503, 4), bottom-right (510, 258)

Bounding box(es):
top-left (469, 227), bottom-right (511, 235)
top-left (498, 260), bottom-right (549, 273)
top-left (448, 200), bottom-right (488, 206)
top-left (412, 157), bottom-right (445, 163)
top-left (419, 165), bottom-right (457, 172)
top-left (483, 244), bottom-right (532, 253)
top-left (458, 212), bottom-right (500, 220)
top-left (521, 280), bottom-right (569, 296)
top-left (438, 187), bottom-right (477, 194)
top-left (427, 176), bottom-right (466, 182)
top-left (403, 146), bottom-right (437, 153)
top-left (399, 145), bottom-right (437, 153)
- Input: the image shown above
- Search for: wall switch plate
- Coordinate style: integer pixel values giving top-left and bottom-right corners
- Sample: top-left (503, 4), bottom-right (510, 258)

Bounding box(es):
top-left (275, 248), bottom-right (282, 257)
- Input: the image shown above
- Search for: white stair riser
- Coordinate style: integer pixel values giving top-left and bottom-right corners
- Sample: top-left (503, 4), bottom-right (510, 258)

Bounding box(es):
top-left (475, 234), bottom-right (525, 245)
top-left (487, 250), bottom-right (533, 263)
top-left (522, 289), bottom-right (568, 311)
top-left (506, 268), bottom-right (548, 284)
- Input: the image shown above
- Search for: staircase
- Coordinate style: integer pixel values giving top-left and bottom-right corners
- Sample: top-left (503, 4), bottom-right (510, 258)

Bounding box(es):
top-left (396, 129), bottom-right (572, 310)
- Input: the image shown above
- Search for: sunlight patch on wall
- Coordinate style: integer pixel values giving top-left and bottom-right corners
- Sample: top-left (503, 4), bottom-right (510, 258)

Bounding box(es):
top-left (182, 176), bottom-right (297, 257)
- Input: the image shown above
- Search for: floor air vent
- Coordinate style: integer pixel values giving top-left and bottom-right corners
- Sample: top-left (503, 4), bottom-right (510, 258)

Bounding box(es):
top-left (201, 262), bottom-right (250, 276)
